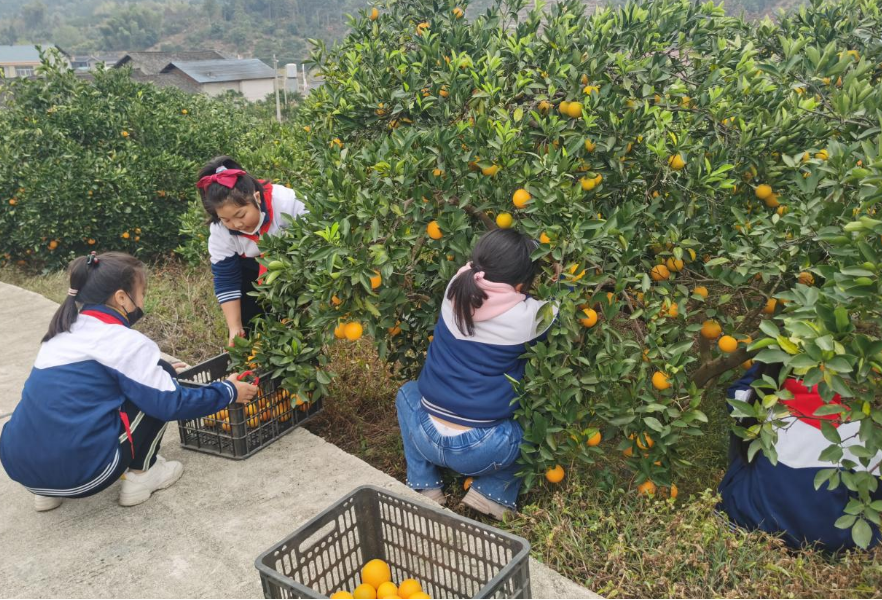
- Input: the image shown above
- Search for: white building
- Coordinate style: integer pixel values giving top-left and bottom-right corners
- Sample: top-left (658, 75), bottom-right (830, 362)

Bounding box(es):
top-left (160, 59), bottom-right (275, 102)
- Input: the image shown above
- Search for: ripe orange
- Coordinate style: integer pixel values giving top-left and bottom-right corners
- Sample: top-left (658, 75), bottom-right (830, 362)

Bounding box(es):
top-left (48, 240), bottom-right (58, 250)
top-left (464, 476), bottom-right (473, 490)
top-left (586, 431), bottom-right (602, 447)
top-left (662, 301), bottom-right (678, 318)
top-left (361, 559), bottom-right (392, 591)
top-left (432, 168), bottom-right (443, 177)
top-left (331, 295), bottom-right (343, 306)
top-left (334, 323), bottom-right (347, 339)
top-left (668, 154), bottom-right (686, 170)
top-left (584, 139), bottom-right (596, 152)
top-left (558, 101), bottom-right (570, 115)
top-left (538, 100), bottom-right (551, 113)
top-left (763, 193), bottom-right (780, 208)
top-left (580, 177), bottom-right (596, 191)
top-left (754, 184), bottom-right (772, 200)
top-left (344, 322), bottom-right (363, 341)
top-left (539, 232), bottom-right (551, 244)
top-left (700, 320), bottom-right (721, 340)
top-left (580, 308), bottom-right (598, 328)
top-left (741, 360), bottom-right (754, 370)
top-left (353, 583), bottom-right (377, 600)
top-left (439, 88), bottom-right (449, 98)
top-left (650, 264), bottom-right (670, 281)
top-left (122, 231), bottom-right (130, 239)
top-left (426, 220), bottom-right (443, 240)
top-left (651, 371), bottom-right (670, 391)
top-left (665, 257), bottom-right (684, 272)
top-left (482, 164), bottom-right (500, 176)
top-left (512, 188), bottom-right (531, 208)
top-left (495, 212), bottom-right (513, 229)
top-left (331, 592), bottom-right (355, 600)
top-left (693, 286), bottom-right (708, 299)
top-left (718, 335), bottom-right (738, 353)
top-left (370, 271), bottom-right (382, 289)
top-left (762, 298), bottom-right (777, 314)
top-left (453, 6), bottom-right (464, 18)
top-left (8, 198), bottom-right (17, 206)
top-left (637, 480), bottom-right (657, 496)
top-left (376, 582), bottom-right (398, 599)
top-left (566, 102), bottom-right (583, 118)
top-left (545, 464), bottom-right (565, 483)
top-left (777, 205), bottom-right (788, 216)
top-left (798, 271), bottom-right (814, 285)
top-left (409, 595), bottom-right (431, 600)
top-left (398, 579), bottom-right (422, 599)
top-left (632, 432), bottom-right (654, 450)
top-left (670, 484), bottom-right (678, 499)
top-left (369, 7), bottom-right (379, 20)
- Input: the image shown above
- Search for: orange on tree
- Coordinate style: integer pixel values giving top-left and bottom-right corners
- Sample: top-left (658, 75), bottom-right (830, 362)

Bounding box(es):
top-left (798, 271), bottom-right (815, 285)
top-left (512, 188), bottom-right (531, 208)
top-left (545, 464), bottom-right (565, 483)
top-left (668, 154), bottom-right (686, 170)
top-left (344, 322), bottom-right (364, 341)
top-left (495, 212), bottom-right (513, 229)
top-left (763, 298), bottom-right (777, 314)
top-left (370, 271), bottom-right (382, 289)
top-left (650, 264), bottom-right (670, 281)
top-left (481, 164), bottom-right (500, 177)
top-left (452, 6), bottom-right (464, 18)
top-left (718, 335), bottom-right (738, 353)
top-left (637, 480), bottom-right (657, 496)
top-left (755, 184), bottom-right (773, 200)
top-left (693, 286), bottom-right (708, 299)
top-left (701, 320), bottom-right (722, 340)
top-left (426, 221), bottom-right (443, 240)
top-left (580, 176), bottom-right (596, 191)
top-left (566, 102), bottom-right (583, 118)
top-left (580, 308), bottom-right (598, 328)
top-left (369, 7), bottom-right (379, 20)
top-left (665, 257), bottom-right (684, 272)
top-left (584, 139), bottom-right (596, 152)
top-left (539, 231), bottom-right (551, 244)
top-left (586, 431), bottom-right (602, 447)
top-left (334, 323), bottom-right (347, 339)
top-left (651, 371), bottom-right (670, 391)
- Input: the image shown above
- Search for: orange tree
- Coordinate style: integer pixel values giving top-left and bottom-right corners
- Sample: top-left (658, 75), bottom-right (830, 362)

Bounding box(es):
top-left (239, 0), bottom-right (882, 546)
top-left (0, 49), bottom-right (257, 270)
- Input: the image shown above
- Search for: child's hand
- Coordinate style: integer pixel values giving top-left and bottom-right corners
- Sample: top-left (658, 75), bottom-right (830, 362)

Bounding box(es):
top-left (172, 362), bottom-right (191, 374)
top-left (227, 374), bottom-right (258, 403)
top-left (228, 328), bottom-right (246, 347)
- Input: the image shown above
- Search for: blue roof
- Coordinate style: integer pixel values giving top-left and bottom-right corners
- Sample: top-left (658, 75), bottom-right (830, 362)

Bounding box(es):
top-left (0, 45), bottom-right (43, 63)
top-left (162, 59), bottom-right (274, 83)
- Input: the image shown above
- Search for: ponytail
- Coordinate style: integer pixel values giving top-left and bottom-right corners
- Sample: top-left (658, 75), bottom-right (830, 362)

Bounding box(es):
top-left (447, 229), bottom-right (538, 337)
top-left (43, 252), bottom-right (146, 342)
top-left (196, 155), bottom-right (265, 224)
top-left (448, 266), bottom-right (488, 337)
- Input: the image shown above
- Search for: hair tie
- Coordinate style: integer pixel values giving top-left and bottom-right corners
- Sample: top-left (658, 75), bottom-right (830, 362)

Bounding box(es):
top-left (67, 288), bottom-right (78, 297)
top-left (215, 165), bottom-right (228, 174)
top-left (86, 251), bottom-right (99, 266)
top-left (196, 168), bottom-right (246, 190)
top-left (469, 261), bottom-right (486, 282)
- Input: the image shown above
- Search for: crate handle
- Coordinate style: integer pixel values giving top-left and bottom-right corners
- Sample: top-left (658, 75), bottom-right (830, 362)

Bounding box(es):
top-left (297, 521), bottom-right (337, 555)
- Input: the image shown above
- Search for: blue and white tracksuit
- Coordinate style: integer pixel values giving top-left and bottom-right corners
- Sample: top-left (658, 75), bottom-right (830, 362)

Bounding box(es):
top-left (0, 306), bottom-right (236, 497)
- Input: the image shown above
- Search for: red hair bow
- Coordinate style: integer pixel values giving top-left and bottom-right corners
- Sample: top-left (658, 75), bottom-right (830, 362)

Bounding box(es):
top-left (196, 168), bottom-right (246, 190)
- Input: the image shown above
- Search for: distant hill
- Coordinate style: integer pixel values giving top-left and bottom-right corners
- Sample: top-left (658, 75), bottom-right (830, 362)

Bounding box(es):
top-left (0, 0), bottom-right (805, 65)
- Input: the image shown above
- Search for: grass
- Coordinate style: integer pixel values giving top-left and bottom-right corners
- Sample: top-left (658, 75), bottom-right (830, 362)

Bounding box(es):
top-left (3, 263), bottom-right (882, 597)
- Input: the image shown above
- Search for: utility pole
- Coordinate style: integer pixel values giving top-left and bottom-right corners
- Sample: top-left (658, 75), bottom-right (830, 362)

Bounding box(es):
top-left (273, 54), bottom-right (281, 123)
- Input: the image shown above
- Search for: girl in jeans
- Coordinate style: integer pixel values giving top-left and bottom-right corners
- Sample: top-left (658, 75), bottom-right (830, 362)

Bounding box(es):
top-left (396, 229), bottom-right (556, 519)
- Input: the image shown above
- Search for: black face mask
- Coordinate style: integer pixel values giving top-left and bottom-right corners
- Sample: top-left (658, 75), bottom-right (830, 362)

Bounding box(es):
top-left (124, 292), bottom-right (144, 327)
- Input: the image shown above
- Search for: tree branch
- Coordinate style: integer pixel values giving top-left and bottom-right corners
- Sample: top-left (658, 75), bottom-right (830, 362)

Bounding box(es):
top-left (692, 345), bottom-right (756, 389)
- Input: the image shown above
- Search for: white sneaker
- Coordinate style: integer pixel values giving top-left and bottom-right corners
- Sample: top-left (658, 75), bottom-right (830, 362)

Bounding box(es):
top-left (461, 489), bottom-right (513, 521)
top-left (34, 494), bottom-right (63, 512)
top-left (418, 488), bottom-right (447, 506)
top-left (118, 456), bottom-right (183, 507)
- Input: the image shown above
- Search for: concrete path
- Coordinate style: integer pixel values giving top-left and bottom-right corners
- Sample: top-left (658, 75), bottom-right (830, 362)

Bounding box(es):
top-left (0, 282), bottom-right (597, 599)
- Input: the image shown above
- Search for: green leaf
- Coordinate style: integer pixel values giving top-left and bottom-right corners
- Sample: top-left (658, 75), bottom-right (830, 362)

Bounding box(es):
top-left (852, 519), bottom-right (873, 549)
top-left (820, 420), bottom-right (841, 444)
top-left (759, 320), bottom-right (781, 338)
top-left (755, 349), bottom-right (791, 364)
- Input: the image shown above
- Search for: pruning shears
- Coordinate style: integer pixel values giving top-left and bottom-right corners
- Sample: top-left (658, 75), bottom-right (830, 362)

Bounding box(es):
top-left (237, 370), bottom-right (260, 386)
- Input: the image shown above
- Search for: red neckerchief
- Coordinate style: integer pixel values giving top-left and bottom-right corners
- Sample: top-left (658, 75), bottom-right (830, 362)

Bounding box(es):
top-left (237, 181), bottom-right (273, 282)
top-left (780, 377), bottom-right (845, 430)
top-left (238, 181), bottom-right (274, 243)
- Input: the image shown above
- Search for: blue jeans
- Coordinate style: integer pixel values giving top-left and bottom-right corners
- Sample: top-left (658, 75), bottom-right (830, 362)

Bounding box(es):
top-left (395, 381), bottom-right (523, 509)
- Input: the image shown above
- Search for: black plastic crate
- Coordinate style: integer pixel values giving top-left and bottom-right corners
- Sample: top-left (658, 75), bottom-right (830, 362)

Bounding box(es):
top-left (176, 354), bottom-right (322, 460)
top-left (255, 486), bottom-right (531, 599)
